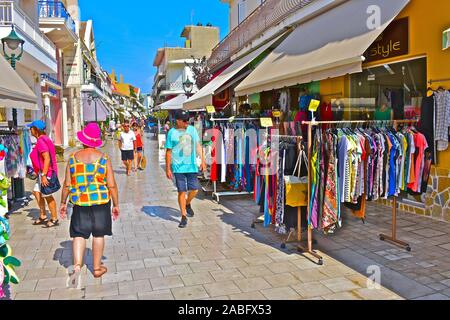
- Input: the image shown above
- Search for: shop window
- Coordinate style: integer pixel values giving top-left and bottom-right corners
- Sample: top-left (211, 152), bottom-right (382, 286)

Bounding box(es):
top-left (349, 58), bottom-right (427, 121)
top-left (25, 110), bottom-right (33, 122)
top-left (0, 108), bottom-right (6, 122)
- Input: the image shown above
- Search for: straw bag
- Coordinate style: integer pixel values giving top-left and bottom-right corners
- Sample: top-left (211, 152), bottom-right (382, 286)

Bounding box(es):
top-left (284, 149), bottom-right (308, 207)
top-left (140, 155), bottom-right (147, 170)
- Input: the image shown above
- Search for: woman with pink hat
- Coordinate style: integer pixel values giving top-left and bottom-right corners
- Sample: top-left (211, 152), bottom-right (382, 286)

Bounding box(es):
top-left (59, 123), bottom-right (120, 284)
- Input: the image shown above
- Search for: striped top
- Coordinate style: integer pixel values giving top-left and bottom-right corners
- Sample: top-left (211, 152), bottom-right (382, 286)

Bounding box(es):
top-left (69, 154), bottom-right (110, 207)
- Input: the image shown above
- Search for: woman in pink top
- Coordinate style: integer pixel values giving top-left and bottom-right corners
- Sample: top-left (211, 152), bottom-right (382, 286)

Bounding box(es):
top-left (28, 120), bottom-right (59, 228)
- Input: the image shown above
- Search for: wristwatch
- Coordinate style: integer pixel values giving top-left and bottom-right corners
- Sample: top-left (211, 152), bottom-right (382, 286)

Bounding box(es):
top-left (40, 172), bottom-right (47, 177)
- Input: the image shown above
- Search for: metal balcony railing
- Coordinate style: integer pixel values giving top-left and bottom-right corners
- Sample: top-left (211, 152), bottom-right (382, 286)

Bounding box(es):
top-left (0, 1), bottom-right (56, 55)
top-left (41, 73), bottom-right (62, 87)
top-left (208, 0), bottom-right (315, 69)
top-left (38, 0), bottom-right (76, 35)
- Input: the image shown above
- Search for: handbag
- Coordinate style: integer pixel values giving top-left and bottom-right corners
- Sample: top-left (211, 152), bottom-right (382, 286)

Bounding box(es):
top-left (67, 155), bottom-right (104, 218)
top-left (37, 138), bottom-right (61, 196)
top-left (140, 155), bottom-right (147, 170)
top-left (284, 147), bottom-right (308, 207)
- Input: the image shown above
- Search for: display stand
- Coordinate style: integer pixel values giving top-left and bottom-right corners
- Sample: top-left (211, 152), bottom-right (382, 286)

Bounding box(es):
top-left (300, 119), bottom-right (417, 264)
top-left (209, 116), bottom-right (258, 203)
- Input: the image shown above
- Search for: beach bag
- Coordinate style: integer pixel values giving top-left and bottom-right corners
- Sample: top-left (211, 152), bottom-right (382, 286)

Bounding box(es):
top-left (37, 138), bottom-right (61, 196)
top-left (140, 155), bottom-right (147, 170)
top-left (284, 149), bottom-right (308, 207)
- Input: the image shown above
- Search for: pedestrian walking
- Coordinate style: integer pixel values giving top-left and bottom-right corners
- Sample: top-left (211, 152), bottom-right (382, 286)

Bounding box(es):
top-left (59, 123), bottom-right (119, 284)
top-left (28, 120), bottom-right (59, 228)
top-left (165, 110), bottom-right (206, 228)
top-left (118, 120), bottom-right (136, 176)
top-left (132, 122), bottom-right (144, 170)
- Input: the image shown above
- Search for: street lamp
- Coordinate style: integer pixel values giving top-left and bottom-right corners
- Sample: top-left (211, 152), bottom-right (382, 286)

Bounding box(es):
top-left (1, 26), bottom-right (25, 201)
top-left (183, 77), bottom-right (194, 98)
top-left (87, 92), bottom-right (100, 123)
top-left (1, 25), bottom-right (25, 127)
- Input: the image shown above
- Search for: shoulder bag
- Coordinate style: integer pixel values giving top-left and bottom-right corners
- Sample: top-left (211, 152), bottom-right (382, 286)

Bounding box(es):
top-left (284, 147), bottom-right (309, 207)
top-left (38, 138), bottom-right (61, 196)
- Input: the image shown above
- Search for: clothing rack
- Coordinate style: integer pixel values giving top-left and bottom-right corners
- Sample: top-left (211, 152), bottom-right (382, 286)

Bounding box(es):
top-left (299, 119), bottom-right (417, 265)
top-left (428, 78), bottom-right (450, 85)
top-left (321, 91), bottom-right (343, 97)
top-left (209, 116), bottom-right (260, 202)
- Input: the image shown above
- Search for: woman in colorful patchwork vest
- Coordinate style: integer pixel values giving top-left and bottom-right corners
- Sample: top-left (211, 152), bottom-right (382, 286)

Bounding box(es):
top-left (59, 123), bottom-right (120, 284)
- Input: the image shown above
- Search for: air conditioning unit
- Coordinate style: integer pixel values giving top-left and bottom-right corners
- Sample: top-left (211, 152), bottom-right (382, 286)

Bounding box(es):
top-left (444, 28), bottom-right (450, 50)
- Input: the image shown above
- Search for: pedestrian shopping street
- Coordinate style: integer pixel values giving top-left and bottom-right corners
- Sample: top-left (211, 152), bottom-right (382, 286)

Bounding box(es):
top-left (2, 134), bottom-right (449, 300)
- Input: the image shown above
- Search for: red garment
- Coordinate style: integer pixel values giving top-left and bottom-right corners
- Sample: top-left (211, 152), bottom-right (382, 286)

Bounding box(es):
top-left (320, 102), bottom-right (334, 121)
top-left (134, 132), bottom-right (143, 148)
top-left (210, 129), bottom-right (219, 182)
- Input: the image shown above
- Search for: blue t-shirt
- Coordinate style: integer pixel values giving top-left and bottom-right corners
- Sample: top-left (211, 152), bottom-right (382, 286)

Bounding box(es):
top-left (165, 125), bottom-right (200, 173)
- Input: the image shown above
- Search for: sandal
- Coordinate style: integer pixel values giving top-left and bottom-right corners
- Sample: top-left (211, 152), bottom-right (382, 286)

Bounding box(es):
top-left (67, 264), bottom-right (82, 289)
top-left (33, 217), bottom-right (48, 225)
top-left (93, 266), bottom-right (108, 278)
top-left (42, 219), bottom-right (59, 228)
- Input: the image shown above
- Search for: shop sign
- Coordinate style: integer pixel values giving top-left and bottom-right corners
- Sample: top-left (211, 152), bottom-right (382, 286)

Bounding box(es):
top-left (206, 105), bottom-right (216, 114)
top-left (444, 28), bottom-right (450, 50)
top-left (308, 99), bottom-right (320, 112)
top-left (260, 117), bottom-right (273, 128)
top-left (64, 47), bottom-right (82, 87)
top-left (364, 17), bottom-right (409, 63)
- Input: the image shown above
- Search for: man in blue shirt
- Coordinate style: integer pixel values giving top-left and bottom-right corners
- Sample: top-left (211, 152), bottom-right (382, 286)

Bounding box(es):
top-left (165, 110), bottom-right (206, 228)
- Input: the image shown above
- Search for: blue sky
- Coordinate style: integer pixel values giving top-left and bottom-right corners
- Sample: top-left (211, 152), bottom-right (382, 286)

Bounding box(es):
top-left (79, 0), bottom-right (229, 94)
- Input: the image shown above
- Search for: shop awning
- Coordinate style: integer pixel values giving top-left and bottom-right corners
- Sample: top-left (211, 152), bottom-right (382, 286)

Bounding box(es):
top-left (235, 0), bottom-right (410, 96)
top-left (0, 56), bottom-right (38, 110)
top-left (183, 33), bottom-right (286, 110)
top-left (82, 93), bottom-right (110, 122)
top-left (157, 94), bottom-right (188, 110)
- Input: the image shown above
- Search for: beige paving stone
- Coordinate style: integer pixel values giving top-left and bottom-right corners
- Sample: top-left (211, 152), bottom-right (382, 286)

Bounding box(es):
top-left (171, 285), bottom-right (210, 300)
top-left (104, 294), bottom-right (139, 300)
top-left (180, 272), bottom-right (215, 286)
top-left (216, 258), bottom-right (249, 269)
top-left (291, 282), bottom-right (333, 298)
top-left (221, 248), bottom-right (251, 258)
top-left (131, 267), bottom-right (164, 280)
top-left (143, 257), bottom-right (173, 268)
top-left (243, 255), bottom-right (274, 266)
top-left (15, 290), bottom-right (51, 300)
top-left (238, 265), bottom-right (274, 278)
top-left (154, 247), bottom-right (181, 257)
top-left (84, 283), bottom-right (119, 299)
top-left (35, 277), bottom-right (69, 291)
top-left (264, 272), bottom-right (302, 288)
top-left (228, 291), bottom-right (267, 300)
top-left (202, 295), bottom-right (230, 300)
top-left (24, 267), bottom-right (58, 281)
top-left (320, 277), bottom-right (362, 293)
top-left (291, 269), bottom-right (329, 283)
top-left (161, 264), bottom-right (193, 277)
top-left (233, 277), bottom-right (272, 293)
top-left (210, 268), bottom-right (246, 282)
top-left (264, 261), bottom-right (300, 274)
top-left (49, 288), bottom-right (85, 300)
top-left (260, 286), bottom-right (301, 300)
top-left (352, 288), bottom-right (403, 300)
top-left (171, 254), bottom-right (201, 265)
top-left (204, 281), bottom-right (242, 297)
top-left (118, 279), bottom-right (152, 295)
top-left (322, 292), bottom-right (363, 300)
top-left (319, 265), bottom-right (356, 278)
top-left (150, 276), bottom-right (185, 291)
top-left (267, 252), bottom-right (300, 262)
top-left (101, 270), bottom-right (133, 284)
top-left (115, 260), bottom-right (145, 272)
top-left (189, 260), bottom-right (222, 273)
top-left (12, 279), bottom-right (38, 293)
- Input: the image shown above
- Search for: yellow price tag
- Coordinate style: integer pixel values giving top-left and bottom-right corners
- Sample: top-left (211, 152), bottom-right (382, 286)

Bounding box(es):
top-left (308, 99), bottom-right (321, 112)
top-left (260, 117), bottom-right (273, 128)
top-left (206, 106), bottom-right (216, 114)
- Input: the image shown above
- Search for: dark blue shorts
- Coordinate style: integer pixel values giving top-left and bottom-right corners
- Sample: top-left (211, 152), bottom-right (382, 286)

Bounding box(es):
top-left (174, 173), bottom-right (200, 193)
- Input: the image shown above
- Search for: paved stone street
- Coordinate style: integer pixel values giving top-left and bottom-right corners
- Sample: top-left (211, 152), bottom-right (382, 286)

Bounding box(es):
top-left (4, 133), bottom-right (448, 300)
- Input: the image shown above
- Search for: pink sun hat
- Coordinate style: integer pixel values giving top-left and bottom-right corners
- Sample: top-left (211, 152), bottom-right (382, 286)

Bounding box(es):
top-left (77, 123), bottom-right (103, 148)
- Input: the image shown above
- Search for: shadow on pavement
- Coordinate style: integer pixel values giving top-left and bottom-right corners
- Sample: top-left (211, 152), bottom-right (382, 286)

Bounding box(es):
top-left (54, 240), bottom-right (107, 275)
top-left (141, 206), bottom-right (181, 224)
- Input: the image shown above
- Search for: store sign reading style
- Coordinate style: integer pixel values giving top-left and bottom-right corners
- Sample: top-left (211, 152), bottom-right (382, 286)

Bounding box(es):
top-left (364, 17), bottom-right (409, 62)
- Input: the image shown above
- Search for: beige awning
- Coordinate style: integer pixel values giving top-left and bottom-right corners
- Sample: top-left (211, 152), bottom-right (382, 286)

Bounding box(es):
top-left (157, 94), bottom-right (188, 110)
top-left (235, 0), bottom-right (410, 96)
top-left (0, 56), bottom-right (38, 110)
top-left (183, 33), bottom-right (286, 110)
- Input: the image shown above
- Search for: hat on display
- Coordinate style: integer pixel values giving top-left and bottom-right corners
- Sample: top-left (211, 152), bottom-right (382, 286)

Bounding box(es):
top-left (175, 110), bottom-right (189, 121)
top-left (76, 123), bottom-right (103, 148)
top-left (27, 120), bottom-right (46, 131)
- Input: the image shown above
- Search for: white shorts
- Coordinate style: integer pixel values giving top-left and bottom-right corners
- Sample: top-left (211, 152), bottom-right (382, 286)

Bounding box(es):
top-left (33, 176), bottom-right (55, 198)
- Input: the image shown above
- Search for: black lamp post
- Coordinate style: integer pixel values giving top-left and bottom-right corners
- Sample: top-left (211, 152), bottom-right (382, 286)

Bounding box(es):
top-left (87, 92), bottom-right (100, 123)
top-left (183, 77), bottom-right (194, 98)
top-left (1, 25), bottom-right (25, 128)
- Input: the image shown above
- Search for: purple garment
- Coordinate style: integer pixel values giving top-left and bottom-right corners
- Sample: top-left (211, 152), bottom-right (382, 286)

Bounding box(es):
top-left (338, 135), bottom-right (349, 203)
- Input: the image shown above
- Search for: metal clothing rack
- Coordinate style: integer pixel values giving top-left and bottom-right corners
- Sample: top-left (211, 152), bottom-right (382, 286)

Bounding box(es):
top-left (209, 116), bottom-right (260, 203)
top-left (428, 78), bottom-right (450, 85)
top-left (299, 119), bottom-right (418, 265)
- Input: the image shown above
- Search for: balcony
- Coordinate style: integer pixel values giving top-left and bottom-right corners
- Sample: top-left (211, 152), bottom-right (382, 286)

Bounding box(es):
top-left (38, 0), bottom-right (78, 48)
top-left (209, 0), bottom-right (316, 70)
top-left (0, 0), bottom-right (57, 73)
top-left (159, 81), bottom-right (186, 97)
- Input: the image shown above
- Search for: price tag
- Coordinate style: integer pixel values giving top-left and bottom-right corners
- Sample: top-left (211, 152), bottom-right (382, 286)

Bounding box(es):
top-left (308, 99), bottom-right (321, 112)
top-left (206, 106), bottom-right (216, 114)
top-left (260, 117), bottom-right (273, 127)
